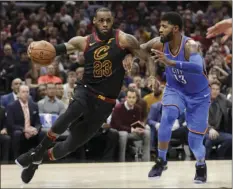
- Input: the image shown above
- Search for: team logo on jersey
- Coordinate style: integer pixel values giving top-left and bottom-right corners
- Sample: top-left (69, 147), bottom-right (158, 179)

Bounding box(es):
top-left (94, 45), bottom-right (110, 61)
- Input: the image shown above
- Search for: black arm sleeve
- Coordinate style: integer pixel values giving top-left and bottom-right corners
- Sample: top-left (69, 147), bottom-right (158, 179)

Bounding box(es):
top-left (54, 44), bottom-right (67, 56)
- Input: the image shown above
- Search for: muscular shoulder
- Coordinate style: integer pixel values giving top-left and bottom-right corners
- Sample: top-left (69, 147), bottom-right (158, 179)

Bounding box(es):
top-left (140, 37), bottom-right (163, 52)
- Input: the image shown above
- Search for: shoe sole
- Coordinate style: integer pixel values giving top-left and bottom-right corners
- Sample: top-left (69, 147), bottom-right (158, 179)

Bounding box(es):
top-left (15, 159), bottom-right (29, 170)
top-left (193, 179), bottom-right (206, 184)
top-left (148, 176), bottom-right (161, 180)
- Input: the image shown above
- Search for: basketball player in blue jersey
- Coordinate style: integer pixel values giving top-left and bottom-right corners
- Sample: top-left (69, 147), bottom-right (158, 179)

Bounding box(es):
top-left (141, 12), bottom-right (210, 183)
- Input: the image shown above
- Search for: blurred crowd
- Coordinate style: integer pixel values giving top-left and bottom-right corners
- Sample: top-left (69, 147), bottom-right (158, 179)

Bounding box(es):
top-left (0, 1), bottom-right (232, 164)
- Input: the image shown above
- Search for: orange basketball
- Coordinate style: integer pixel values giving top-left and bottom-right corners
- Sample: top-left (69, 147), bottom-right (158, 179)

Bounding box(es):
top-left (28, 40), bottom-right (56, 66)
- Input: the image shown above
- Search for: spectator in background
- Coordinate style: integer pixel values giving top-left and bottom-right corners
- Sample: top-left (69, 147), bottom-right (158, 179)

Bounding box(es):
top-left (87, 121), bottom-right (119, 162)
top-left (63, 71), bottom-right (76, 98)
top-left (6, 85), bottom-right (43, 159)
top-left (147, 102), bottom-right (190, 159)
top-left (0, 106), bottom-right (11, 164)
top-left (205, 81), bottom-right (232, 159)
top-left (0, 78), bottom-right (22, 108)
top-left (38, 64), bottom-right (63, 84)
top-left (34, 84), bottom-right (47, 102)
top-left (143, 79), bottom-right (163, 112)
top-left (55, 83), bottom-right (69, 108)
top-left (0, 43), bottom-right (19, 92)
top-left (38, 83), bottom-right (65, 115)
top-left (111, 88), bottom-right (150, 162)
top-left (75, 67), bottom-right (84, 81)
top-left (135, 90), bottom-right (147, 124)
top-left (14, 48), bottom-right (31, 81)
top-left (132, 76), bottom-right (143, 97)
top-left (140, 76), bottom-right (154, 98)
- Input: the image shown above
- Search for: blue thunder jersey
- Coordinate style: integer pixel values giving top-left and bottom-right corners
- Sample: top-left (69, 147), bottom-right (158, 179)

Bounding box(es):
top-left (163, 35), bottom-right (209, 95)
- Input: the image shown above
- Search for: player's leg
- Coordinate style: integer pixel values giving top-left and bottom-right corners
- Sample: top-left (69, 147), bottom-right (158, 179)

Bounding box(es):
top-left (186, 93), bottom-right (210, 183)
top-left (15, 85), bottom-right (90, 167)
top-left (148, 87), bottom-right (185, 178)
top-left (20, 100), bottom-right (114, 183)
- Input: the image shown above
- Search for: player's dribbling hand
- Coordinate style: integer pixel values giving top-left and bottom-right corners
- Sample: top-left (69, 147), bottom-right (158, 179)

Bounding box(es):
top-left (150, 49), bottom-right (175, 66)
top-left (123, 54), bottom-right (133, 72)
top-left (209, 128), bottom-right (219, 140)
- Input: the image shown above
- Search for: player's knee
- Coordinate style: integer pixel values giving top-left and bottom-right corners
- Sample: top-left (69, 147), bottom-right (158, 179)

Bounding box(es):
top-left (188, 132), bottom-right (204, 151)
top-left (158, 106), bottom-right (179, 142)
top-left (161, 106), bottom-right (179, 125)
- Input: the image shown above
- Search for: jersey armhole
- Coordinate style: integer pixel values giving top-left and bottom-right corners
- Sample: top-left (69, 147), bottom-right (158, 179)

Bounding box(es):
top-left (83, 35), bottom-right (91, 54)
top-left (116, 29), bottom-right (125, 50)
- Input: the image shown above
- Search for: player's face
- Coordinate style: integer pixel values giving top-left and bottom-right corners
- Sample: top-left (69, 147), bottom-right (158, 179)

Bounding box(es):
top-left (211, 84), bottom-right (220, 99)
top-left (159, 21), bottom-right (176, 43)
top-left (126, 91), bottom-right (137, 107)
top-left (94, 11), bottom-right (113, 35)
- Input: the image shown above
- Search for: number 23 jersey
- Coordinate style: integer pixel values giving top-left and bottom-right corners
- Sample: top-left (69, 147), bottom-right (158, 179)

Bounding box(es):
top-left (163, 35), bottom-right (209, 95)
top-left (83, 29), bottom-right (128, 98)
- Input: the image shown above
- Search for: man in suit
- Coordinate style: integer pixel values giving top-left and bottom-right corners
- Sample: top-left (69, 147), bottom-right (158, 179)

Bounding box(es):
top-left (205, 81), bottom-right (232, 159)
top-left (6, 85), bottom-right (44, 159)
top-left (0, 106), bottom-right (11, 164)
top-left (0, 78), bottom-right (22, 108)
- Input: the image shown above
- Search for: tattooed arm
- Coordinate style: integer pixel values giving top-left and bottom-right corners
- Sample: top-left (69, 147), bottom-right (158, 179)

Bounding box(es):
top-left (118, 31), bottom-right (149, 61)
top-left (140, 37), bottom-right (164, 76)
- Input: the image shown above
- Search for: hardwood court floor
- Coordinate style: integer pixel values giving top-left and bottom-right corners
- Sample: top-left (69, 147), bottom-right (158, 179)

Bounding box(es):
top-left (1, 160), bottom-right (231, 188)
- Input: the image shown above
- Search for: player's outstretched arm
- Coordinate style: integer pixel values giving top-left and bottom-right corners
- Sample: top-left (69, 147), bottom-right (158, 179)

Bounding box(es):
top-left (206, 18), bottom-right (232, 43)
top-left (55, 36), bottom-right (88, 55)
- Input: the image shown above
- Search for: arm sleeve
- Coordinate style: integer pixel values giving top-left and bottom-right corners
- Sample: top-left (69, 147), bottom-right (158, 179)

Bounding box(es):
top-left (174, 53), bottom-right (203, 74)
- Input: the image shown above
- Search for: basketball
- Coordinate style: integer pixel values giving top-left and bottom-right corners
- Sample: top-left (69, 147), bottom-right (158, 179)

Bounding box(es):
top-left (28, 40), bottom-right (56, 66)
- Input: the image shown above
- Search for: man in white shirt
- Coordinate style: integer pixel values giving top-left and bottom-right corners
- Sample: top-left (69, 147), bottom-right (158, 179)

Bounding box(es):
top-left (63, 71), bottom-right (77, 98)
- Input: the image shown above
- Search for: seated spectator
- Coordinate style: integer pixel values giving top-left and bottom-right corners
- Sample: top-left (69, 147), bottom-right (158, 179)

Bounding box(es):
top-left (63, 71), bottom-right (76, 98)
top-left (143, 79), bottom-right (163, 112)
top-left (38, 83), bottom-right (65, 115)
top-left (55, 83), bottom-right (69, 108)
top-left (87, 121), bottom-right (119, 162)
top-left (147, 102), bottom-right (190, 158)
top-left (0, 78), bottom-right (22, 108)
top-left (75, 67), bottom-right (84, 81)
top-left (111, 88), bottom-right (150, 162)
top-left (204, 81), bottom-right (232, 159)
top-left (0, 43), bottom-right (19, 92)
top-left (34, 84), bottom-right (47, 102)
top-left (14, 48), bottom-right (30, 81)
top-left (37, 64), bottom-right (62, 84)
top-left (0, 106), bottom-right (11, 164)
top-left (132, 75), bottom-right (143, 97)
top-left (6, 85), bottom-right (44, 159)
top-left (141, 76), bottom-right (154, 98)
top-left (135, 90), bottom-right (147, 123)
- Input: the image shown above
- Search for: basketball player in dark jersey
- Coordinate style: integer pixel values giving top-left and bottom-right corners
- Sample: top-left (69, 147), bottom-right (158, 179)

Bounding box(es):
top-left (15, 7), bottom-right (147, 184)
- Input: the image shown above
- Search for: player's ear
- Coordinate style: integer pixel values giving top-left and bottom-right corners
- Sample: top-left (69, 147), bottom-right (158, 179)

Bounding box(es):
top-left (174, 25), bottom-right (179, 32)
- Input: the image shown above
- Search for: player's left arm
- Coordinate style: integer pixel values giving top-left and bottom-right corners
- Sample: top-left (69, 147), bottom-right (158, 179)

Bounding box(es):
top-left (154, 39), bottom-right (204, 74)
top-left (118, 31), bottom-right (149, 61)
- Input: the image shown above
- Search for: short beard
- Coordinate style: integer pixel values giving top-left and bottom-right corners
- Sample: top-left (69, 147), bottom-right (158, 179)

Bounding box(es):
top-left (160, 31), bottom-right (173, 43)
top-left (95, 26), bottom-right (113, 41)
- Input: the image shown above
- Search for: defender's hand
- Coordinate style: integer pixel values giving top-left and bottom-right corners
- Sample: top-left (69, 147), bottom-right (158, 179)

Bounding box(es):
top-left (206, 19), bottom-right (232, 44)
